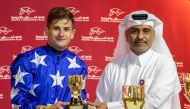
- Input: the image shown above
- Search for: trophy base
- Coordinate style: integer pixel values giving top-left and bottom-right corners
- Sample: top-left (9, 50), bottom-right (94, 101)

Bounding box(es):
top-left (65, 104), bottom-right (88, 109)
top-left (124, 101), bottom-right (144, 109)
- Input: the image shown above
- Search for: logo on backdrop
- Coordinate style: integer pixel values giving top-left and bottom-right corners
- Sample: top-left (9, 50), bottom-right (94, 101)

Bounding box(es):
top-left (67, 7), bottom-right (90, 22)
top-left (11, 7), bottom-right (45, 21)
top-left (35, 30), bottom-right (48, 40)
top-left (69, 46), bottom-right (83, 54)
top-left (21, 45), bottom-right (33, 53)
top-left (12, 45), bottom-right (34, 60)
top-left (81, 27), bottom-right (114, 42)
top-left (176, 61), bottom-right (183, 68)
top-left (0, 93), bottom-right (3, 100)
top-left (0, 27), bottom-right (22, 41)
top-left (0, 27), bottom-right (12, 35)
top-left (0, 65), bottom-right (10, 80)
top-left (101, 8), bottom-right (124, 22)
top-left (68, 46), bottom-right (92, 61)
top-left (105, 49), bottom-right (115, 61)
top-left (87, 66), bottom-right (101, 80)
top-left (19, 7), bottom-right (35, 15)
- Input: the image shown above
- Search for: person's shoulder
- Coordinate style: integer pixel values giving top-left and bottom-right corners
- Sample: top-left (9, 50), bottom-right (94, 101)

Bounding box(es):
top-left (152, 51), bottom-right (173, 61)
top-left (12, 45), bottom-right (46, 63)
top-left (152, 51), bottom-right (175, 66)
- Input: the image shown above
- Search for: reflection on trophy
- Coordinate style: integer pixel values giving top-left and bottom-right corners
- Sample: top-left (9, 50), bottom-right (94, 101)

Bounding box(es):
top-left (65, 75), bottom-right (88, 109)
top-left (184, 73), bottom-right (190, 101)
top-left (122, 85), bottom-right (145, 109)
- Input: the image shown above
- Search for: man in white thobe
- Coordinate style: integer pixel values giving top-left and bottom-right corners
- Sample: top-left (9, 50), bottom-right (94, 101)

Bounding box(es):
top-left (89, 10), bottom-right (181, 109)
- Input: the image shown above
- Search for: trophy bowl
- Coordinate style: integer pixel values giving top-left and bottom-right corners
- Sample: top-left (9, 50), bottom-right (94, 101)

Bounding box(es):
top-left (184, 73), bottom-right (190, 101)
top-left (122, 85), bottom-right (145, 109)
top-left (65, 75), bottom-right (88, 109)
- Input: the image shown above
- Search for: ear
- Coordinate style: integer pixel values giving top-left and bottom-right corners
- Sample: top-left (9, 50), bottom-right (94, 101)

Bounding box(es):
top-left (71, 29), bottom-right (75, 39)
top-left (45, 27), bottom-right (49, 36)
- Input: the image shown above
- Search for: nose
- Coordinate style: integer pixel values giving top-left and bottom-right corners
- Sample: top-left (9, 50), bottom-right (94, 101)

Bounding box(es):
top-left (58, 29), bottom-right (65, 37)
top-left (137, 30), bottom-right (144, 40)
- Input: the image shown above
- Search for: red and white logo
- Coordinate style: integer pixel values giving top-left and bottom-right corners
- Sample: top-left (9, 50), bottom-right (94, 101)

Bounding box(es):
top-left (101, 8), bottom-right (124, 23)
top-left (19, 7), bottom-right (35, 16)
top-left (176, 62), bottom-right (183, 68)
top-left (89, 27), bottom-right (105, 36)
top-left (21, 45), bottom-right (33, 53)
top-left (0, 27), bottom-right (22, 41)
top-left (0, 65), bottom-right (10, 79)
top-left (0, 27), bottom-right (12, 35)
top-left (184, 103), bottom-right (190, 109)
top-left (67, 7), bottom-right (80, 15)
top-left (87, 66), bottom-right (101, 80)
top-left (88, 66), bottom-right (102, 75)
top-left (81, 27), bottom-right (114, 42)
top-left (35, 30), bottom-right (48, 40)
top-left (109, 8), bottom-right (125, 17)
top-left (0, 93), bottom-right (3, 99)
top-left (68, 46), bottom-right (83, 54)
top-left (11, 7), bottom-right (45, 22)
top-left (67, 7), bottom-right (89, 22)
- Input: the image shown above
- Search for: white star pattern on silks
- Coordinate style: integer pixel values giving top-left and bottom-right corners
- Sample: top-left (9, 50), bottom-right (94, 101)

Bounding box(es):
top-left (13, 66), bottom-right (29, 86)
top-left (54, 98), bottom-right (59, 104)
top-left (47, 98), bottom-right (59, 106)
top-left (12, 104), bottom-right (21, 109)
top-left (67, 56), bottom-right (81, 69)
top-left (82, 75), bottom-right (87, 90)
top-left (11, 88), bottom-right (20, 99)
top-left (50, 71), bottom-right (65, 87)
top-left (30, 52), bottom-right (47, 67)
top-left (29, 84), bottom-right (39, 96)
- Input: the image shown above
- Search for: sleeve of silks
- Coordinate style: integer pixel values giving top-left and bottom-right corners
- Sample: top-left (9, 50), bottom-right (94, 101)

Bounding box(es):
top-left (143, 57), bottom-right (181, 109)
top-left (80, 65), bottom-right (88, 103)
top-left (95, 63), bottom-right (125, 109)
top-left (10, 54), bottom-right (37, 109)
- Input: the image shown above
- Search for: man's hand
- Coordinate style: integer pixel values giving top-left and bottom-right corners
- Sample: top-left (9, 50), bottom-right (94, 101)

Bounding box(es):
top-left (88, 101), bottom-right (108, 109)
top-left (36, 101), bottom-right (69, 109)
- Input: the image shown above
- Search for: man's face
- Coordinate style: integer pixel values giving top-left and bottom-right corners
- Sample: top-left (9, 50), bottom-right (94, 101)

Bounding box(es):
top-left (46, 19), bottom-right (74, 51)
top-left (125, 25), bottom-right (155, 55)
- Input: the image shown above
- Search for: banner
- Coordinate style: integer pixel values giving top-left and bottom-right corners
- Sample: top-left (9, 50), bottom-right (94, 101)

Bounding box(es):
top-left (0, 0), bottom-right (190, 108)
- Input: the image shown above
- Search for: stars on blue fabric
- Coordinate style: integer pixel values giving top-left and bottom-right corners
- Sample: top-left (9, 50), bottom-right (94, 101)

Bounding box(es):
top-left (29, 84), bottom-right (40, 96)
top-left (67, 56), bottom-right (81, 69)
top-left (82, 75), bottom-right (87, 90)
top-left (30, 52), bottom-right (47, 67)
top-left (12, 104), bottom-right (21, 109)
top-left (50, 71), bottom-right (65, 88)
top-left (11, 88), bottom-right (20, 99)
top-left (13, 66), bottom-right (29, 86)
top-left (11, 46), bottom-right (87, 108)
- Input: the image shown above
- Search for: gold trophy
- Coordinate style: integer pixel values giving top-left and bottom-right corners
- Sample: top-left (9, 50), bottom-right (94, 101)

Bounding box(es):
top-left (65, 75), bottom-right (88, 109)
top-left (184, 73), bottom-right (190, 101)
top-left (122, 85), bottom-right (145, 109)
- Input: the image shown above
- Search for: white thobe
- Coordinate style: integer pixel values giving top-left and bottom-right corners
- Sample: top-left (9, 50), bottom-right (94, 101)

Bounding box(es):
top-left (96, 49), bottom-right (181, 109)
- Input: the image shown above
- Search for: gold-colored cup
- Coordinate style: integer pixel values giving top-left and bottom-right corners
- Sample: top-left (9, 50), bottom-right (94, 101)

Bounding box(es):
top-left (65, 75), bottom-right (88, 109)
top-left (122, 85), bottom-right (145, 109)
top-left (184, 73), bottom-right (190, 101)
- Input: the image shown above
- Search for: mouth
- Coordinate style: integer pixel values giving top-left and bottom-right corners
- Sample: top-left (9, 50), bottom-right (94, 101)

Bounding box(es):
top-left (56, 38), bottom-right (66, 41)
top-left (135, 41), bottom-right (146, 44)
